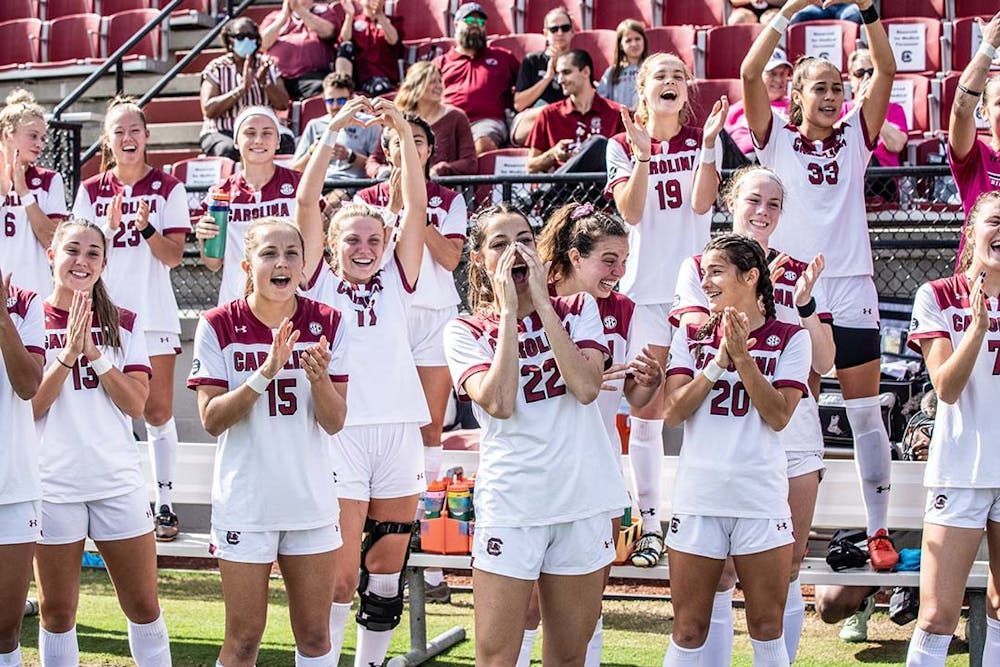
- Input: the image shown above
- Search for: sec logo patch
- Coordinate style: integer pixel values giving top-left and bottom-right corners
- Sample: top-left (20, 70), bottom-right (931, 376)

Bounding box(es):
top-left (309, 321), bottom-right (322, 335)
top-left (280, 183), bottom-right (295, 196)
top-left (766, 335), bottom-right (780, 346)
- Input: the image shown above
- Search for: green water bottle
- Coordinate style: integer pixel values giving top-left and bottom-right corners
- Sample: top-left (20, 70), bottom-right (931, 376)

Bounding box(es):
top-left (202, 189), bottom-right (230, 259)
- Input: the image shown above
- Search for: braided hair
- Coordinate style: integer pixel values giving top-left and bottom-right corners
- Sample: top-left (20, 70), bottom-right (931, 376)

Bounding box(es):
top-left (695, 233), bottom-right (776, 341)
top-left (536, 202), bottom-right (628, 283)
top-left (466, 203), bottom-right (533, 314)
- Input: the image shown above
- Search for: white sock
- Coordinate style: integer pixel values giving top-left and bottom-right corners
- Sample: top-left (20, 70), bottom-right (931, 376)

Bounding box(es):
top-left (0, 646), bottom-right (21, 667)
top-left (845, 397), bottom-right (892, 535)
top-left (295, 648), bottom-right (336, 666)
top-left (584, 615), bottom-right (603, 667)
top-left (784, 579), bottom-right (805, 663)
top-left (215, 661), bottom-right (224, 667)
top-left (423, 444), bottom-right (443, 482)
top-left (663, 640), bottom-right (703, 666)
top-left (127, 613), bottom-right (171, 667)
top-left (147, 418), bottom-right (178, 511)
top-left (516, 628), bottom-right (538, 667)
top-left (983, 616), bottom-right (1000, 666)
top-left (703, 587), bottom-right (734, 666)
top-left (750, 636), bottom-right (789, 666)
top-left (329, 602), bottom-right (352, 662)
top-left (424, 568), bottom-right (444, 586)
top-left (905, 627), bottom-right (951, 666)
top-left (39, 627), bottom-right (79, 667)
top-left (354, 572), bottom-right (400, 667)
top-left (628, 417), bottom-right (664, 535)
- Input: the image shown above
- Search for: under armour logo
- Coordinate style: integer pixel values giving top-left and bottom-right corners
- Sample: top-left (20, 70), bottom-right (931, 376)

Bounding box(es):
top-left (862, 308), bottom-right (873, 315)
top-left (604, 540), bottom-right (613, 549)
top-left (776, 522), bottom-right (788, 531)
top-left (416, 472), bottom-right (425, 481)
top-left (28, 519), bottom-right (37, 527)
top-left (158, 481), bottom-right (173, 489)
top-left (235, 325), bottom-right (247, 333)
top-left (876, 485), bottom-right (891, 494)
top-left (640, 508), bottom-right (657, 517)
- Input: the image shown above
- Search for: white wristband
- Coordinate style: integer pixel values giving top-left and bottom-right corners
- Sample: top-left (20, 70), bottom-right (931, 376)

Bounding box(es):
top-left (700, 146), bottom-right (717, 164)
top-left (89, 354), bottom-right (113, 377)
top-left (979, 42), bottom-right (998, 63)
top-left (19, 192), bottom-right (35, 207)
top-left (768, 14), bottom-right (789, 35)
top-left (702, 359), bottom-right (725, 383)
top-left (321, 126), bottom-right (338, 148)
top-left (245, 369), bottom-right (271, 394)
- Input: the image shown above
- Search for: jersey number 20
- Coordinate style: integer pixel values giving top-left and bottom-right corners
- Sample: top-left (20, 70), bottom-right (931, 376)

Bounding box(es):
top-left (709, 379), bottom-right (750, 417)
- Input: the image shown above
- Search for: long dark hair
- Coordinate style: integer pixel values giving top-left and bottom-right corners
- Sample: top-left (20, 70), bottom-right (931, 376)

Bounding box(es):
top-left (536, 202), bottom-right (627, 283)
top-left (466, 203), bottom-right (533, 314)
top-left (696, 233), bottom-right (775, 341)
top-left (611, 19), bottom-right (647, 86)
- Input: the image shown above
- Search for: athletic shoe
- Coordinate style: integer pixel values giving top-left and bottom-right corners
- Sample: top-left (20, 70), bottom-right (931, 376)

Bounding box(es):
top-left (425, 580), bottom-right (452, 604)
top-left (839, 595), bottom-right (875, 643)
top-left (23, 598), bottom-right (38, 617)
top-left (154, 505), bottom-right (179, 542)
top-left (630, 532), bottom-right (665, 568)
top-left (867, 529), bottom-right (899, 571)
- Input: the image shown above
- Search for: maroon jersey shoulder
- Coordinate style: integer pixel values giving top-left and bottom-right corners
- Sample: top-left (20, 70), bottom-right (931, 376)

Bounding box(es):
top-left (598, 290), bottom-right (634, 339)
top-left (5, 283), bottom-right (38, 319)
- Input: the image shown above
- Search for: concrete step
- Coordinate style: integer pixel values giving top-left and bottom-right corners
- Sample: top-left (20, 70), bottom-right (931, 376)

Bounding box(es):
top-left (170, 26), bottom-right (222, 51)
top-left (147, 121), bottom-right (203, 147)
top-left (0, 72), bottom-right (202, 110)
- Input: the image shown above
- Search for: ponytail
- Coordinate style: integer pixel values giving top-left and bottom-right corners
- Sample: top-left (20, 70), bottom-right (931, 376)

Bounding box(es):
top-left (536, 202), bottom-right (627, 283)
top-left (100, 95), bottom-right (149, 173)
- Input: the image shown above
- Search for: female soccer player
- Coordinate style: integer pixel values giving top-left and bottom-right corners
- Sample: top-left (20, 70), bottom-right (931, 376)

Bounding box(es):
top-left (606, 51), bottom-right (724, 566)
top-left (189, 217), bottom-right (349, 667)
top-left (672, 166), bottom-right (835, 663)
top-left (663, 233), bottom-right (811, 666)
top-left (904, 191), bottom-right (1000, 666)
top-left (32, 219), bottom-right (169, 666)
top-left (73, 97), bottom-right (190, 541)
top-left (444, 203), bottom-right (629, 666)
top-left (196, 105), bottom-right (304, 306)
top-left (742, 0), bottom-right (900, 570)
top-left (296, 97), bottom-right (428, 667)
top-left (0, 89), bottom-right (69, 297)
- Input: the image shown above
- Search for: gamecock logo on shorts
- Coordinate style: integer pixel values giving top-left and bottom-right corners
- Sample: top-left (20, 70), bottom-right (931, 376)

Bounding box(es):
top-left (933, 494), bottom-right (947, 510)
top-left (486, 537), bottom-right (503, 556)
top-left (226, 531), bottom-right (241, 545)
top-left (309, 321), bottom-right (322, 335)
top-left (669, 517), bottom-right (680, 534)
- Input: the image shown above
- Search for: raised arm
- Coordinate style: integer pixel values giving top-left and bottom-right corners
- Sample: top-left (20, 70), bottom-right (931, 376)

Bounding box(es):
top-left (610, 108), bottom-right (651, 225)
top-left (740, 1), bottom-right (802, 142)
top-left (377, 99), bottom-right (427, 283)
top-left (854, 0), bottom-right (896, 147)
top-left (691, 96), bottom-right (726, 215)
top-left (950, 13), bottom-right (1000, 160)
top-left (260, 2), bottom-right (291, 51)
top-left (0, 274), bottom-right (43, 400)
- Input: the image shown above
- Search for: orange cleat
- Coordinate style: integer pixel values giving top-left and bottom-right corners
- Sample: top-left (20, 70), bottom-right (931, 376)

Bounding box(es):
top-left (867, 529), bottom-right (899, 572)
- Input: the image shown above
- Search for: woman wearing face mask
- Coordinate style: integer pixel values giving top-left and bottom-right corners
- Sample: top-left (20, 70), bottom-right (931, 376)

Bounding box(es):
top-left (200, 16), bottom-right (293, 160)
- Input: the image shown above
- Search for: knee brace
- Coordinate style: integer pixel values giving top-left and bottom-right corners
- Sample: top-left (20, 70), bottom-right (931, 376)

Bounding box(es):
top-left (356, 518), bottom-right (415, 632)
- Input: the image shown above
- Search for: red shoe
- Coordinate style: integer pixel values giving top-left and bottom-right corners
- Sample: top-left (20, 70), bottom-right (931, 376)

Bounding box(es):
top-left (867, 529), bottom-right (899, 571)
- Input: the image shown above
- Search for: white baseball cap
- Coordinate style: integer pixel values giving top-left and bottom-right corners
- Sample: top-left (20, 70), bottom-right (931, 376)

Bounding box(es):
top-left (764, 47), bottom-right (792, 72)
top-left (233, 105), bottom-right (281, 138)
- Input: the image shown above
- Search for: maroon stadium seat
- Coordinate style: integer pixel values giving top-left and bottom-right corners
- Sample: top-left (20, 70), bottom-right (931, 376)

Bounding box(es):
top-left (143, 96), bottom-right (203, 123)
top-left (878, 0), bottom-right (944, 19)
top-left (663, 0), bottom-right (724, 28)
top-left (520, 0), bottom-right (584, 34)
top-left (893, 74), bottom-right (932, 136)
top-left (395, 0), bottom-right (450, 44)
top-left (787, 20), bottom-right (859, 72)
top-left (705, 24), bottom-right (765, 79)
top-left (0, 0), bottom-right (37, 23)
top-left (590, 0), bottom-right (653, 30)
top-left (0, 18), bottom-right (42, 70)
top-left (572, 29), bottom-right (617, 82)
top-left (106, 8), bottom-right (164, 62)
top-left (474, 147), bottom-right (529, 206)
top-left (41, 13), bottom-right (102, 67)
top-left (689, 78), bottom-right (742, 127)
top-left (466, 0), bottom-right (517, 36)
top-left (44, 0), bottom-right (93, 20)
top-left (940, 72), bottom-right (992, 134)
top-left (949, 16), bottom-right (993, 73)
top-left (953, 0), bottom-right (999, 19)
top-left (298, 94), bottom-right (327, 133)
top-left (99, 0), bottom-right (152, 15)
top-left (489, 33), bottom-right (546, 62)
top-left (411, 36), bottom-right (453, 63)
top-left (645, 26), bottom-right (697, 71)
top-left (882, 17), bottom-right (942, 75)
top-left (170, 156), bottom-right (237, 224)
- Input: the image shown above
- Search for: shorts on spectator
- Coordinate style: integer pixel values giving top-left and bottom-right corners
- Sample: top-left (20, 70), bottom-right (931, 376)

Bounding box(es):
top-left (209, 521), bottom-right (342, 563)
top-left (470, 118), bottom-right (509, 147)
top-left (408, 305), bottom-right (458, 366)
top-left (472, 513), bottom-right (615, 580)
top-left (924, 487), bottom-right (1000, 530)
top-left (334, 422), bottom-right (425, 501)
top-left (631, 302), bottom-right (674, 349)
top-left (146, 330), bottom-right (181, 357)
top-left (39, 487), bottom-right (153, 545)
top-left (786, 450), bottom-right (825, 480)
top-left (665, 513), bottom-right (794, 560)
top-left (0, 500), bottom-right (42, 545)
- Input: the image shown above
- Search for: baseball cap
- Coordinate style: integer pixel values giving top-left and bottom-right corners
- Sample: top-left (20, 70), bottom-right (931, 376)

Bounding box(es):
top-left (764, 47), bottom-right (792, 72)
top-left (455, 2), bottom-right (487, 22)
top-left (233, 105), bottom-right (281, 138)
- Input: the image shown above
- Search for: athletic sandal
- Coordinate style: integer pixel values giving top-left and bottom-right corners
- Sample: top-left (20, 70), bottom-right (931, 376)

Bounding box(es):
top-left (867, 529), bottom-right (899, 572)
top-left (630, 532), bottom-right (664, 568)
top-left (154, 505), bottom-right (179, 542)
top-left (839, 594), bottom-right (875, 643)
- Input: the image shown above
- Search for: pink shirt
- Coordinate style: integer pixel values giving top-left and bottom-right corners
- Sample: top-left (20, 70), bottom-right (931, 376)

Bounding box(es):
top-left (949, 137), bottom-right (1000, 260)
top-left (725, 98), bottom-right (790, 155)
top-left (842, 100), bottom-right (908, 168)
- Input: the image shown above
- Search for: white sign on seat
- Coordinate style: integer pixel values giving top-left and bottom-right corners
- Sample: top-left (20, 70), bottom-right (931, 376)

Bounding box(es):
top-left (888, 23), bottom-right (928, 72)
top-left (805, 24), bottom-right (844, 70)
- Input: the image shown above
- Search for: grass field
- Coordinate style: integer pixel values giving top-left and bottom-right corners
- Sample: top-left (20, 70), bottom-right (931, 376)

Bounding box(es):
top-left (16, 569), bottom-right (971, 666)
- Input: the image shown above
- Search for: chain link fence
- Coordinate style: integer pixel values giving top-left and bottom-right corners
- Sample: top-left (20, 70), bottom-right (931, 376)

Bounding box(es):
top-left (176, 165), bottom-right (961, 316)
top-left (38, 120), bottom-right (82, 209)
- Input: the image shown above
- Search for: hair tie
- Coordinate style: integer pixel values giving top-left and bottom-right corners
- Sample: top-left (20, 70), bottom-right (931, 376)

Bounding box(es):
top-left (570, 203), bottom-right (595, 220)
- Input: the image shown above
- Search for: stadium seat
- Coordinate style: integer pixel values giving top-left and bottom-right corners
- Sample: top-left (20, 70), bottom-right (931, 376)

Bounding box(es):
top-left (411, 36), bottom-right (452, 63)
top-left (663, 0), bottom-right (724, 28)
top-left (589, 0), bottom-right (654, 30)
top-left (241, 4), bottom-right (276, 26)
top-left (0, 0), bottom-right (37, 23)
top-left (787, 20), bottom-right (860, 72)
top-left (44, 0), bottom-right (93, 20)
top-left (689, 78), bottom-right (742, 127)
top-left (949, 16), bottom-right (994, 73)
top-left (572, 29), bottom-right (617, 82)
top-left (882, 17), bottom-right (942, 75)
top-left (466, 0), bottom-right (516, 36)
top-left (877, 0), bottom-right (944, 19)
top-left (170, 156), bottom-right (237, 223)
top-left (143, 96), bottom-right (203, 123)
top-left (394, 0), bottom-right (450, 43)
top-left (297, 95), bottom-right (327, 134)
top-left (645, 26), bottom-right (697, 72)
top-left (168, 0), bottom-right (214, 27)
top-left (891, 74), bottom-right (932, 136)
top-left (98, 0), bottom-right (152, 15)
top-left (489, 33), bottom-right (546, 62)
top-left (704, 24), bottom-right (765, 79)
top-left (519, 0), bottom-right (584, 33)
top-left (952, 0), bottom-right (998, 19)
top-left (474, 147), bottom-right (529, 206)
top-left (41, 13), bottom-right (102, 67)
top-left (106, 8), bottom-right (165, 63)
top-left (0, 18), bottom-right (42, 72)
top-left (939, 72), bottom-right (991, 134)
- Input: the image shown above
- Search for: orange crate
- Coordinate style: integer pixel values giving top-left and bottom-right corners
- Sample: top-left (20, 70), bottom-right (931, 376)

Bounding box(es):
top-left (420, 516), bottom-right (473, 554)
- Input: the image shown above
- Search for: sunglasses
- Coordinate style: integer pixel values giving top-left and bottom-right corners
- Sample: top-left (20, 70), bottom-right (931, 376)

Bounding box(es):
top-left (546, 23), bottom-right (572, 34)
top-left (325, 97), bottom-right (349, 106)
top-left (852, 67), bottom-right (874, 78)
top-left (230, 33), bottom-right (257, 40)
top-left (462, 16), bottom-right (486, 27)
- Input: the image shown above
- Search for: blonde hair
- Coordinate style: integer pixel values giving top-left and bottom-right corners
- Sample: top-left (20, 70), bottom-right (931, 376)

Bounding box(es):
top-left (0, 89), bottom-right (46, 141)
top-left (958, 191), bottom-right (1000, 274)
top-left (395, 62), bottom-right (439, 114)
top-left (325, 203), bottom-right (390, 274)
top-left (722, 165), bottom-right (786, 212)
top-left (634, 52), bottom-right (694, 127)
top-left (100, 96), bottom-right (149, 172)
top-left (242, 217), bottom-right (306, 296)
top-left (788, 56), bottom-right (841, 127)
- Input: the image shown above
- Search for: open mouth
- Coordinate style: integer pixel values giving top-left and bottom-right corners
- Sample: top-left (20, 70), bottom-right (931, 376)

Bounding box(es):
top-left (818, 105), bottom-right (837, 115)
top-left (598, 278), bottom-right (617, 291)
top-left (660, 90), bottom-right (678, 101)
top-left (270, 276), bottom-right (292, 287)
top-left (747, 218), bottom-right (770, 230)
top-left (352, 257), bottom-right (374, 267)
top-left (122, 145), bottom-right (138, 154)
top-left (511, 264), bottom-right (528, 283)
top-left (69, 270), bottom-right (90, 279)
top-left (705, 289), bottom-right (721, 301)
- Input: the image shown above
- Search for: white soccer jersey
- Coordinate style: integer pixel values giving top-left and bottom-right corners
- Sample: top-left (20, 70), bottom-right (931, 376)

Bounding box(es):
top-left (1, 167), bottom-right (69, 296)
top-left (908, 275), bottom-right (1000, 488)
top-left (595, 290), bottom-right (636, 450)
top-left (205, 167), bottom-right (302, 306)
top-left (355, 181), bottom-right (468, 310)
top-left (444, 293), bottom-right (630, 528)
top-left (37, 304), bottom-right (151, 503)
top-left (301, 258), bottom-right (429, 426)
top-left (188, 296), bottom-right (349, 531)
top-left (754, 106), bottom-right (875, 278)
top-left (73, 169), bottom-right (190, 335)
top-left (604, 126), bottom-right (721, 305)
top-left (667, 320), bottom-right (811, 518)
top-left (0, 285), bottom-right (44, 505)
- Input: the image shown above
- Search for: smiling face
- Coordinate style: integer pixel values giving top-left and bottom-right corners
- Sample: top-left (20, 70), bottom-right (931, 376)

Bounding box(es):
top-left (105, 107), bottom-right (148, 167)
top-left (731, 172), bottom-right (784, 247)
top-left (763, 64), bottom-right (791, 102)
top-left (970, 197), bottom-right (1000, 274)
top-left (476, 213), bottom-right (535, 294)
top-left (700, 248), bottom-right (758, 314)
top-left (556, 54), bottom-right (590, 97)
top-left (242, 223), bottom-right (304, 301)
top-left (640, 54), bottom-right (690, 120)
top-left (236, 115), bottom-right (279, 165)
top-left (386, 122), bottom-right (431, 169)
top-left (420, 67), bottom-right (444, 104)
top-left (49, 224), bottom-right (106, 293)
top-left (569, 235), bottom-right (628, 299)
top-left (792, 60), bottom-right (844, 130)
top-left (332, 215), bottom-right (388, 284)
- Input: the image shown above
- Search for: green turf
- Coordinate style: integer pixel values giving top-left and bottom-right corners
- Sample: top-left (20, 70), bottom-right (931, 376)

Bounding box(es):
top-left (16, 569), bottom-right (970, 665)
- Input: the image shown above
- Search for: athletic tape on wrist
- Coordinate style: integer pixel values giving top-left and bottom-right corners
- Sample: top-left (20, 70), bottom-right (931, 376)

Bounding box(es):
top-left (245, 369), bottom-right (271, 394)
top-left (979, 42), bottom-right (998, 63)
top-left (700, 147), bottom-right (716, 164)
top-left (702, 359), bottom-right (725, 383)
top-left (89, 354), bottom-right (113, 376)
top-left (19, 192), bottom-right (35, 207)
top-left (768, 14), bottom-right (789, 35)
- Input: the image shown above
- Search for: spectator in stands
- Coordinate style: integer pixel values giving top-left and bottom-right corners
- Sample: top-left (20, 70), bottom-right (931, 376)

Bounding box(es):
top-left (292, 73), bottom-right (380, 181)
top-left (724, 47), bottom-right (792, 157)
top-left (434, 3), bottom-right (519, 154)
top-left (510, 7), bottom-right (575, 146)
top-left (597, 20), bottom-right (647, 110)
top-left (335, 0), bottom-right (403, 96)
top-left (947, 11), bottom-right (1000, 259)
top-left (728, 0), bottom-right (786, 25)
top-left (526, 49), bottom-right (624, 173)
top-left (260, 0), bottom-right (346, 100)
top-left (200, 17), bottom-right (294, 161)
top-left (789, 1), bottom-right (861, 24)
top-left (366, 62), bottom-right (478, 178)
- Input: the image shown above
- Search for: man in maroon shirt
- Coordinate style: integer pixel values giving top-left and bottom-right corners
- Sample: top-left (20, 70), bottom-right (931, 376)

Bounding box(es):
top-left (526, 49), bottom-right (623, 172)
top-left (433, 2), bottom-right (519, 154)
top-left (334, 0), bottom-right (403, 96)
top-left (260, 0), bottom-right (345, 99)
